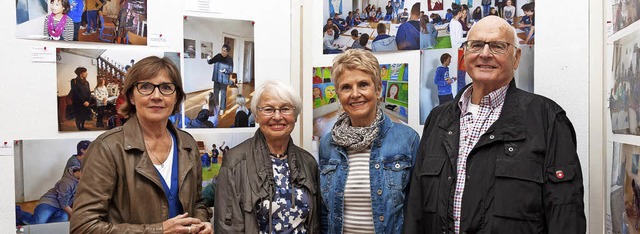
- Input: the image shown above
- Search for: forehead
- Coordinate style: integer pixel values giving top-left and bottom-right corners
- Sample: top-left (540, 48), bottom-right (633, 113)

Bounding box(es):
top-left (337, 69), bottom-right (373, 84)
top-left (468, 24), bottom-right (513, 42)
top-left (259, 92), bottom-right (291, 106)
top-left (140, 69), bottom-right (171, 83)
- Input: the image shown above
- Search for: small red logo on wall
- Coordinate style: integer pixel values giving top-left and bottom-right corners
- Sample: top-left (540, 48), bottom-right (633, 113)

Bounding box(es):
top-left (555, 170), bottom-right (564, 179)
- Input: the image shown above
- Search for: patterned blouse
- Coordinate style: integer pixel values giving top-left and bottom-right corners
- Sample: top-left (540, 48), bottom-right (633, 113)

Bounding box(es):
top-left (256, 157), bottom-right (310, 234)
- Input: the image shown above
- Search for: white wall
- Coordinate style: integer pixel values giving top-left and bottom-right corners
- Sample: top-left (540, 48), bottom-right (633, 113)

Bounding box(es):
top-left (0, 0), bottom-right (292, 230)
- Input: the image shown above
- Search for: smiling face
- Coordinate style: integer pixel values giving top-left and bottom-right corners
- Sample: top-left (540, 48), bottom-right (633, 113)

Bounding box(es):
top-left (336, 69), bottom-right (381, 127)
top-left (256, 92), bottom-right (296, 142)
top-left (130, 70), bottom-right (177, 125)
top-left (50, 0), bottom-right (64, 15)
top-left (325, 85), bottom-right (336, 99)
top-left (465, 17), bottom-right (521, 91)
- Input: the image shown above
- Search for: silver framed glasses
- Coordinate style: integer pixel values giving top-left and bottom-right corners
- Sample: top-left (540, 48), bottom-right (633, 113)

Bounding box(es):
top-left (257, 106), bottom-right (296, 116)
top-left (134, 82), bottom-right (177, 96)
top-left (462, 40), bottom-right (517, 54)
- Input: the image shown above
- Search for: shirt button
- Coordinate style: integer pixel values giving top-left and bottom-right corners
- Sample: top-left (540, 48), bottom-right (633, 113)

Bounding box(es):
top-left (375, 164), bottom-right (380, 169)
top-left (508, 147), bottom-right (514, 152)
top-left (395, 163), bottom-right (401, 169)
top-left (489, 135), bottom-right (495, 139)
top-left (379, 216), bottom-right (384, 221)
top-left (448, 131), bottom-right (453, 135)
top-left (377, 189), bottom-right (383, 195)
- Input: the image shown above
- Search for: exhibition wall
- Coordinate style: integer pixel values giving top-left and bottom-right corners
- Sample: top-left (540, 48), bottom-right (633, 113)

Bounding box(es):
top-left (0, 0), bottom-right (603, 232)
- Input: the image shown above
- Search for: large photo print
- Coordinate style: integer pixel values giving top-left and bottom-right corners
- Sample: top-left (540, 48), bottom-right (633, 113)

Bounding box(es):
top-left (16, 0), bottom-right (147, 44)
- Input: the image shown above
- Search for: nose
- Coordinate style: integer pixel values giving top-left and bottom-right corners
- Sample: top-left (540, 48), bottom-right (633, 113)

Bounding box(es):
top-left (150, 87), bottom-right (163, 99)
top-left (479, 44), bottom-right (492, 57)
top-left (271, 110), bottom-right (284, 119)
top-left (350, 88), bottom-right (362, 99)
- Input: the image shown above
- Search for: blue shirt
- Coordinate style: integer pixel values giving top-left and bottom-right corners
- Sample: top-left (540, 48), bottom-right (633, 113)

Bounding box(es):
top-left (434, 66), bottom-right (452, 95)
top-left (396, 20), bottom-right (421, 50)
top-left (319, 113), bottom-right (420, 233)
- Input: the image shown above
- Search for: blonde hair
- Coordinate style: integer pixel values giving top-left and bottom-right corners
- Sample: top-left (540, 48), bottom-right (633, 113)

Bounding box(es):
top-left (330, 49), bottom-right (381, 92)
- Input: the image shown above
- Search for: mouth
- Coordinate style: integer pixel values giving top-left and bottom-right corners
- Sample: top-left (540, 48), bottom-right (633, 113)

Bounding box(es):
top-left (349, 101), bottom-right (367, 107)
top-left (148, 106), bottom-right (165, 111)
top-left (476, 64), bottom-right (498, 69)
top-left (269, 124), bottom-right (286, 131)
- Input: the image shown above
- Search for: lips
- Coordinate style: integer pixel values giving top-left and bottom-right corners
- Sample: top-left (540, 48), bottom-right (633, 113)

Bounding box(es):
top-left (269, 123), bottom-right (286, 131)
top-left (476, 64), bottom-right (497, 69)
top-left (350, 101), bottom-right (366, 107)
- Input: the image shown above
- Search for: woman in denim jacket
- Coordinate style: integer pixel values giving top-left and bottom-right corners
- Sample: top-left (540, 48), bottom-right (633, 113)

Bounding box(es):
top-left (319, 49), bottom-right (420, 233)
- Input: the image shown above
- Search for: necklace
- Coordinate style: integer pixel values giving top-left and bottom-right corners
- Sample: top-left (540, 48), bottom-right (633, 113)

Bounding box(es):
top-left (145, 131), bottom-right (171, 168)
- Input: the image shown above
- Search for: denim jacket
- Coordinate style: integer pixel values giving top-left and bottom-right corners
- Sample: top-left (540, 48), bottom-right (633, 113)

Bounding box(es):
top-left (319, 113), bottom-right (420, 233)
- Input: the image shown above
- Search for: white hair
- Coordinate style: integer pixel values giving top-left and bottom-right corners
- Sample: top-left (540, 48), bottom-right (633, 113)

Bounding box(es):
top-left (250, 80), bottom-right (302, 118)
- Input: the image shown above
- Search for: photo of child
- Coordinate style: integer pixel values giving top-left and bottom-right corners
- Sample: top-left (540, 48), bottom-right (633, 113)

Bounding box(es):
top-left (43, 0), bottom-right (74, 41)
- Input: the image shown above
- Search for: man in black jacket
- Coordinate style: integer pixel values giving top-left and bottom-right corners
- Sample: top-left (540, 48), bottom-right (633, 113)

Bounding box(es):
top-left (404, 16), bottom-right (585, 233)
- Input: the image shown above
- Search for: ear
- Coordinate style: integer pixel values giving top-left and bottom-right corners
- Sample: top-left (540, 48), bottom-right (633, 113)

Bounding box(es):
top-left (512, 47), bottom-right (522, 70)
top-left (129, 93), bottom-right (135, 106)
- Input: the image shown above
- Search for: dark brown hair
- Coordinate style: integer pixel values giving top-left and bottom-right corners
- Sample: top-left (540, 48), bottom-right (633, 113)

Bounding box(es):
top-left (119, 56), bottom-right (185, 115)
top-left (51, 0), bottom-right (71, 15)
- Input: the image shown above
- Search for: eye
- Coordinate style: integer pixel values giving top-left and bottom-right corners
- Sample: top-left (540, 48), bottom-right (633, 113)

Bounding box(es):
top-left (490, 42), bottom-right (507, 51)
top-left (470, 41), bottom-right (485, 49)
top-left (340, 84), bottom-right (352, 91)
top-left (139, 82), bottom-right (153, 90)
top-left (358, 81), bottom-right (370, 88)
top-left (159, 83), bottom-right (174, 91)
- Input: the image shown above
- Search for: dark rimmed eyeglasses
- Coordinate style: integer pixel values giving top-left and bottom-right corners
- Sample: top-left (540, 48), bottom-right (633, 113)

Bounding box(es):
top-left (462, 40), bottom-right (518, 54)
top-left (134, 82), bottom-right (177, 96)
top-left (257, 106), bottom-right (296, 116)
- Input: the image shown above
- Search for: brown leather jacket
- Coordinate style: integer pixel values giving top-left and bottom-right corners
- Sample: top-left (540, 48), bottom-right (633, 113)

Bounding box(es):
top-left (70, 115), bottom-right (211, 233)
top-left (214, 130), bottom-right (320, 233)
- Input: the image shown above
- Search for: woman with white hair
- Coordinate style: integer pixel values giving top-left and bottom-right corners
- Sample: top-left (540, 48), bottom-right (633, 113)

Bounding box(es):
top-left (214, 80), bottom-right (320, 233)
top-left (319, 49), bottom-right (419, 233)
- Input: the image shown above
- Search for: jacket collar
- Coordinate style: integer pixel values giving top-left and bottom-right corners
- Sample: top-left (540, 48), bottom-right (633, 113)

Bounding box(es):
top-left (122, 115), bottom-right (195, 193)
top-left (437, 79), bottom-right (526, 141)
top-left (248, 129), bottom-right (312, 201)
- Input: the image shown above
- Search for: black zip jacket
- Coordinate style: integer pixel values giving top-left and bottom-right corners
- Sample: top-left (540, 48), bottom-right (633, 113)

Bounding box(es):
top-left (404, 80), bottom-right (586, 233)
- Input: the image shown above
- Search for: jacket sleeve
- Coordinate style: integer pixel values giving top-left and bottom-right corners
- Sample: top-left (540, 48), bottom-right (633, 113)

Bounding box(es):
top-left (55, 177), bottom-right (76, 209)
top-left (543, 111), bottom-right (586, 233)
top-left (70, 140), bottom-right (163, 233)
top-left (403, 112), bottom-right (436, 234)
top-left (214, 160), bottom-right (245, 233)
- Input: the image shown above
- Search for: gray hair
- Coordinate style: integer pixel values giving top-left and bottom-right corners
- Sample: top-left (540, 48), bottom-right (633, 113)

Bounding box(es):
top-left (250, 80), bottom-right (302, 118)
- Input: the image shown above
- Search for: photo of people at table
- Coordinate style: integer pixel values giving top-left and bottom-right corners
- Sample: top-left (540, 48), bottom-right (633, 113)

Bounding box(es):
top-left (323, 0), bottom-right (428, 53)
top-left (16, 0), bottom-right (147, 44)
top-left (418, 0), bottom-right (536, 50)
top-left (56, 48), bottom-right (180, 132)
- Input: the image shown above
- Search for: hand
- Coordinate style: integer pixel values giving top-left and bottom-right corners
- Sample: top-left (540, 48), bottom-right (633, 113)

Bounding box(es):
top-left (446, 78), bottom-right (454, 84)
top-left (162, 213), bottom-right (202, 234)
top-left (196, 222), bottom-right (213, 234)
top-left (83, 101), bottom-right (89, 107)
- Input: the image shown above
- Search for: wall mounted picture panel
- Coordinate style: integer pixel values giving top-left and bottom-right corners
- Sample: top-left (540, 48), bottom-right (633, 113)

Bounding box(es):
top-left (16, 0), bottom-right (147, 44)
top-left (611, 0), bottom-right (640, 34)
top-left (56, 48), bottom-right (180, 132)
top-left (183, 16), bottom-right (256, 129)
top-left (312, 63), bottom-right (409, 139)
top-left (609, 28), bottom-right (640, 135)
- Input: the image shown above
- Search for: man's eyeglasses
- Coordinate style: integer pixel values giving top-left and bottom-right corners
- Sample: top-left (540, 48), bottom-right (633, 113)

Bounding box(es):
top-left (462, 40), bottom-right (517, 54)
top-left (134, 82), bottom-right (177, 96)
top-left (257, 106), bottom-right (296, 116)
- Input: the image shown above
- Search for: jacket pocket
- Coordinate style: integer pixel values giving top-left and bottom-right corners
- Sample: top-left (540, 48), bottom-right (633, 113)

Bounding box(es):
top-left (493, 157), bottom-right (543, 221)
top-left (418, 157), bottom-right (446, 213)
top-left (545, 164), bottom-right (578, 205)
top-left (383, 155), bottom-right (413, 190)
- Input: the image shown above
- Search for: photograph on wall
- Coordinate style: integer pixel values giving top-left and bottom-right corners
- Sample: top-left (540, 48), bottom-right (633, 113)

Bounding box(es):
top-left (608, 142), bottom-right (625, 234)
top-left (322, 0), bottom-right (430, 54)
top-left (56, 48), bottom-right (180, 132)
top-left (419, 0), bottom-right (536, 50)
top-left (184, 39), bottom-right (197, 58)
top-left (183, 16), bottom-right (255, 129)
top-left (190, 131), bottom-right (254, 208)
top-left (609, 28), bottom-right (640, 135)
top-left (14, 138), bottom-right (93, 232)
top-left (611, 0), bottom-right (640, 34)
top-left (419, 45), bottom-right (533, 124)
top-left (618, 142), bottom-right (640, 234)
top-left (201, 41), bottom-right (214, 59)
top-left (16, 0), bottom-right (147, 44)
top-left (312, 63), bottom-right (409, 139)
